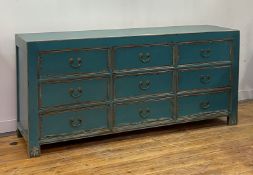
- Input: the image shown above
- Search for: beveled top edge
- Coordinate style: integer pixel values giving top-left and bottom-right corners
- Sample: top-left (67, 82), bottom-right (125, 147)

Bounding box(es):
top-left (16, 25), bottom-right (238, 43)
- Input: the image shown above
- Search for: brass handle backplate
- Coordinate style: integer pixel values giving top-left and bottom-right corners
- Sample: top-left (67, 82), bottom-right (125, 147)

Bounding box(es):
top-left (200, 101), bottom-right (210, 110)
top-left (139, 52), bottom-right (151, 63)
top-left (139, 108), bottom-right (151, 119)
top-left (139, 80), bottom-right (151, 90)
top-left (69, 57), bottom-right (82, 68)
top-left (70, 118), bottom-right (82, 127)
top-left (200, 49), bottom-right (212, 58)
top-left (200, 75), bottom-right (211, 84)
top-left (69, 87), bottom-right (83, 98)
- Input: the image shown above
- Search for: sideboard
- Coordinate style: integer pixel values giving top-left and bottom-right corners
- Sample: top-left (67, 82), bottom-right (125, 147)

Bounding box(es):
top-left (15, 25), bottom-right (240, 157)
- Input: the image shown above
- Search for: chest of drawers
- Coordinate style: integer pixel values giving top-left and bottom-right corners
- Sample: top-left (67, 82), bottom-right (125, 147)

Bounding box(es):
top-left (16, 25), bottom-right (240, 157)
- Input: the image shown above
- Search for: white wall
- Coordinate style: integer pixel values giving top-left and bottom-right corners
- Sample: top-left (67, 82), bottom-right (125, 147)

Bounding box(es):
top-left (0, 0), bottom-right (253, 133)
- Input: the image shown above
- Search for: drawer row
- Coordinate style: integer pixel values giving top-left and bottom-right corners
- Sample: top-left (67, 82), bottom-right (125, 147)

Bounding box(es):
top-left (39, 40), bottom-right (232, 78)
top-left (39, 66), bottom-right (231, 109)
top-left (41, 91), bottom-right (229, 138)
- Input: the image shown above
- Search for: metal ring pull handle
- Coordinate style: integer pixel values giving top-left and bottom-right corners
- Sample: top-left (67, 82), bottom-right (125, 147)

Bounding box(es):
top-left (139, 52), bottom-right (151, 63)
top-left (139, 108), bottom-right (151, 119)
top-left (200, 101), bottom-right (210, 110)
top-left (69, 57), bottom-right (82, 68)
top-left (69, 87), bottom-right (83, 98)
top-left (139, 80), bottom-right (151, 90)
top-left (200, 75), bottom-right (211, 84)
top-left (200, 49), bottom-right (212, 58)
top-left (70, 118), bottom-right (82, 127)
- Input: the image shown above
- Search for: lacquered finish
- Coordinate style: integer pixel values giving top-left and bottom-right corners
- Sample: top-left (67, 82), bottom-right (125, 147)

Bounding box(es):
top-left (40, 78), bottom-right (108, 108)
top-left (114, 45), bottom-right (173, 70)
top-left (178, 91), bottom-right (229, 117)
top-left (178, 66), bottom-right (231, 91)
top-left (178, 41), bottom-right (231, 65)
top-left (115, 71), bottom-right (173, 98)
top-left (115, 98), bottom-right (173, 127)
top-left (41, 106), bottom-right (108, 137)
top-left (15, 25), bottom-right (240, 157)
top-left (39, 49), bottom-right (108, 78)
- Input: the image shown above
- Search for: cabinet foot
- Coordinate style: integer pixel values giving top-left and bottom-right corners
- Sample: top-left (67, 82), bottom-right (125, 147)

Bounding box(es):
top-left (28, 146), bottom-right (41, 158)
top-left (16, 129), bottom-right (22, 138)
top-left (227, 116), bottom-right (237, 126)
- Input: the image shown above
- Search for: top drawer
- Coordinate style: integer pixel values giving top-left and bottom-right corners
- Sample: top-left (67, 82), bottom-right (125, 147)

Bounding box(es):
top-left (114, 45), bottom-right (173, 70)
top-left (39, 48), bottom-right (108, 78)
top-left (178, 41), bottom-right (231, 65)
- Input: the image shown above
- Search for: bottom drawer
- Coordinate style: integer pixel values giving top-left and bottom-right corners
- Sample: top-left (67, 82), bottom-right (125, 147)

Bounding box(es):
top-left (41, 106), bottom-right (108, 137)
top-left (178, 91), bottom-right (229, 117)
top-left (115, 99), bottom-right (173, 127)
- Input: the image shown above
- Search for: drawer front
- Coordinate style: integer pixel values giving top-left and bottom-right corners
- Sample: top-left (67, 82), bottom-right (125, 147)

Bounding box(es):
top-left (39, 49), bottom-right (108, 77)
top-left (115, 99), bottom-right (173, 127)
top-left (41, 78), bottom-right (108, 108)
top-left (41, 107), bottom-right (108, 137)
top-left (115, 72), bottom-right (173, 99)
top-left (178, 91), bottom-right (229, 117)
top-left (114, 45), bottom-right (173, 70)
top-left (178, 41), bottom-right (230, 64)
top-left (178, 67), bottom-right (231, 91)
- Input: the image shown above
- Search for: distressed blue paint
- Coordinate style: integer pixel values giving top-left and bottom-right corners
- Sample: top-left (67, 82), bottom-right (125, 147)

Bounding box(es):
top-left (41, 107), bottom-right (108, 137)
top-left (35, 32), bottom-right (234, 51)
top-left (26, 43), bottom-right (41, 157)
top-left (229, 31), bottom-right (240, 125)
top-left (178, 91), bottom-right (229, 117)
top-left (15, 25), bottom-right (240, 157)
top-left (178, 41), bottom-right (230, 65)
top-left (115, 99), bottom-right (173, 126)
top-left (17, 25), bottom-right (235, 42)
top-left (114, 45), bottom-right (173, 70)
top-left (40, 49), bottom-right (108, 78)
top-left (178, 66), bottom-right (231, 91)
top-left (115, 72), bottom-right (173, 98)
top-left (16, 47), bottom-right (29, 133)
top-left (41, 78), bottom-right (108, 108)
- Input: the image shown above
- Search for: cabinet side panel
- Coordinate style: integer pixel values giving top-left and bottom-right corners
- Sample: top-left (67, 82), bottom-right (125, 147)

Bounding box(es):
top-left (27, 43), bottom-right (41, 157)
top-left (228, 31), bottom-right (240, 125)
top-left (17, 45), bottom-right (29, 138)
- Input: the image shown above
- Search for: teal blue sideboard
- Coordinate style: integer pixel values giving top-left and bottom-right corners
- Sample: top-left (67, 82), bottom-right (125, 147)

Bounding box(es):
top-left (15, 25), bottom-right (240, 157)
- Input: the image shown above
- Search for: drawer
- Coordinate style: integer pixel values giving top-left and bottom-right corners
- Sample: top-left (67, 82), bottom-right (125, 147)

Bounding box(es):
top-left (39, 49), bottom-right (108, 77)
top-left (41, 106), bottom-right (108, 137)
top-left (178, 66), bottom-right (231, 91)
top-left (178, 91), bottom-right (229, 117)
top-left (178, 41), bottom-right (231, 64)
top-left (40, 78), bottom-right (108, 108)
top-left (114, 45), bottom-right (173, 70)
top-left (115, 99), bottom-right (173, 127)
top-left (115, 72), bottom-right (173, 99)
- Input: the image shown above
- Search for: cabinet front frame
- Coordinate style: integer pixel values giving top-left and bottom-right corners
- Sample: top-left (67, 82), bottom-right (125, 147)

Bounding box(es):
top-left (33, 37), bottom-right (237, 145)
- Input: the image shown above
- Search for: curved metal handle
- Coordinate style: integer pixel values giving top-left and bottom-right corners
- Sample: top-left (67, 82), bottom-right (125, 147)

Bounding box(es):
top-left (139, 80), bottom-right (151, 90)
top-left (70, 118), bottom-right (82, 127)
top-left (69, 87), bottom-right (83, 98)
top-left (200, 101), bottom-right (210, 110)
top-left (69, 57), bottom-right (82, 68)
top-left (200, 49), bottom-right (212, 58)
top-left (139, 52), bottom-right (151, 63)
top-left (200, 75), bottom-right (211, 84)
top-left (139, 108), bottom-right (151, 119)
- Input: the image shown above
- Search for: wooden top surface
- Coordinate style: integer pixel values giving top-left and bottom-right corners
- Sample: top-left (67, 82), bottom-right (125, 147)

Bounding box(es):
top-left (16, 25), bottom-right (237, 42)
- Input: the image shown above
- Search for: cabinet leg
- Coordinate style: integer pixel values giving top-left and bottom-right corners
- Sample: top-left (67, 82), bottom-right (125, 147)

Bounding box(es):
top-left (28, 145), bottom-right (41, 158)
top-left (16, 129), bottom-right (22, 138)
top-left (227, 115), bottom-right (237, 126)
